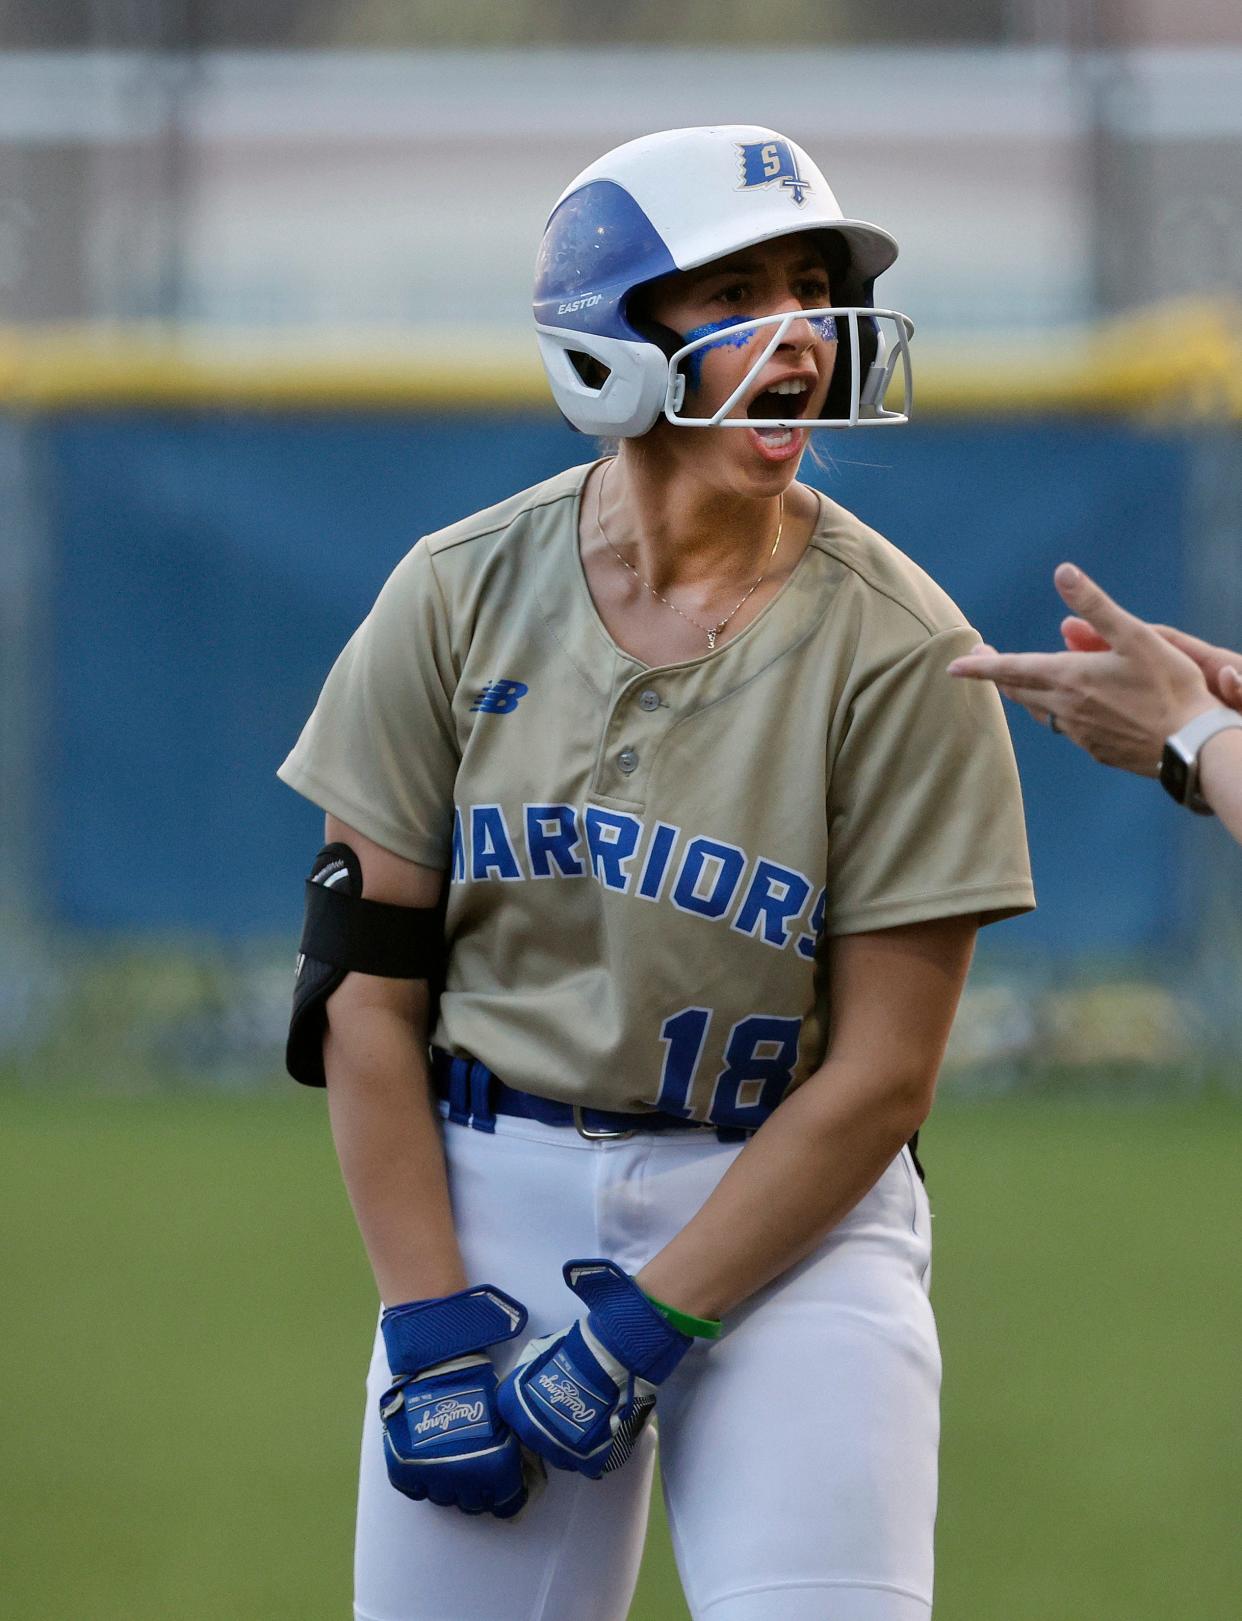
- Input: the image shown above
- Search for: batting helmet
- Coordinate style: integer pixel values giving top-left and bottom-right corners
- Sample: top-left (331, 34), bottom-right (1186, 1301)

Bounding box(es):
top-left (534, 125), bottom-right (913, 437)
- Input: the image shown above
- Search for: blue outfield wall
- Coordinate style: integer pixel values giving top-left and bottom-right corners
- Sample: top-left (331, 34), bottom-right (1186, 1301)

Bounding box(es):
top-left (41, 411), bottom-right (1192, 954)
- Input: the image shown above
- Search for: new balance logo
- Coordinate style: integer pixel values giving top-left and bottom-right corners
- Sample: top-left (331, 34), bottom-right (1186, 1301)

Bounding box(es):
top-left (471, 679), bottom-right (529, 715)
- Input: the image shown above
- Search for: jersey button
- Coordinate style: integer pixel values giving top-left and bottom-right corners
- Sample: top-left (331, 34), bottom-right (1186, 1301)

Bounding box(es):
top-left (617, 748), bottom-right (639, 775)
top-left (637, 689), bottom-right (661, 712)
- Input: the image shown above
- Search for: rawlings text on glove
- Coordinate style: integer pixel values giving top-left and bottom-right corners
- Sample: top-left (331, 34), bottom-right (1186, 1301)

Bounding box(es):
top-left (379, 1284), bottom-right (529, 1518)
top-left (496, 1260), bottom-right (693, 1479)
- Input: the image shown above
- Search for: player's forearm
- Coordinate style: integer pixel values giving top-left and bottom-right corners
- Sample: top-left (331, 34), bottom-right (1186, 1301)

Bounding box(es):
top-left (1196, 727), bottom-right (1242, 845)
top-left (635, 1060), bottom-right (928, 1320)
top-left (324, 1006), bottom-right (468, 1306)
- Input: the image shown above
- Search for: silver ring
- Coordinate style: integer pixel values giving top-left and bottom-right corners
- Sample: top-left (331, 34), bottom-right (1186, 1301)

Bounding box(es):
top-left (1048, 712), bottom-right (1061, 734)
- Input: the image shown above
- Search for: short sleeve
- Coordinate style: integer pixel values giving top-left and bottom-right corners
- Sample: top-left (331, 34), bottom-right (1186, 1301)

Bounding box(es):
top-left (277, 540), bottom-right (459, 866)
top-left (824, 623), bottom-right (1035, 934)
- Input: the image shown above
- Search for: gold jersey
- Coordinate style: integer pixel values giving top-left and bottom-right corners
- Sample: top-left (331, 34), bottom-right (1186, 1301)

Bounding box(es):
top-left (280, 461), bottom-right (1033, 1121)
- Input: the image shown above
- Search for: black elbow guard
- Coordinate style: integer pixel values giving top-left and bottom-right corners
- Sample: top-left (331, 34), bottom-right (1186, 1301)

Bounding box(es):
top-left (286, 843), bottom-right (445, 1088)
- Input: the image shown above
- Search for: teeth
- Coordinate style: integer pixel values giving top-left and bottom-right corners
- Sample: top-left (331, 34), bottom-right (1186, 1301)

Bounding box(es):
top-left (770, 380), bottom-right (809, 395)
top-left (756, 428), bottom-right (794, 448)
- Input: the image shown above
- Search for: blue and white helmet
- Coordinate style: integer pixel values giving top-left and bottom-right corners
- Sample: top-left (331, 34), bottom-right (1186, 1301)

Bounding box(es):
top-left (534, 124), bottom-right (913, 437)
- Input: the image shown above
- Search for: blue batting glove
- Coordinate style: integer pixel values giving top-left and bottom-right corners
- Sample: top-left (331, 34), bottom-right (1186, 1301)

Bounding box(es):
top-left (496, 1260), bottom-right (692, 1480)
top-left (379, 1284), bottom-right (530, 1518)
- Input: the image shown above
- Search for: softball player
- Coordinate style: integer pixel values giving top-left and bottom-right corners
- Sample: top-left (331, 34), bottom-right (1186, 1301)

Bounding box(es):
top-left (279, 126), bottom-right (1034, 1621)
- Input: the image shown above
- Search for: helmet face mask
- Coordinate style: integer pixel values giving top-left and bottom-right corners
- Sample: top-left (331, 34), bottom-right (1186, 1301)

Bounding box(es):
top-left (533, 125), bottom-right (914, 439)
top-left (664, 307), bottom-right (914, 429)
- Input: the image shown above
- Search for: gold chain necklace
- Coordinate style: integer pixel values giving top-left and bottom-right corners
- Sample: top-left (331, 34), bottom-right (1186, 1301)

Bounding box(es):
top-left (596, 463), bottom-right (784, 651)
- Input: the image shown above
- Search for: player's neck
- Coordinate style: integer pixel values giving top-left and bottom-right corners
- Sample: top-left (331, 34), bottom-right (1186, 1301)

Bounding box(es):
top-left (603, 450), bottom-right (790, 594)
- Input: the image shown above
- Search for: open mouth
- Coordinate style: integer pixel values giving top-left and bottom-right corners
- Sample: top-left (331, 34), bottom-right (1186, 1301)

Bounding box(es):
top-left (745, 379), bottom-right (813, 452)
top-left (749, 380), bottom-right (812, 421)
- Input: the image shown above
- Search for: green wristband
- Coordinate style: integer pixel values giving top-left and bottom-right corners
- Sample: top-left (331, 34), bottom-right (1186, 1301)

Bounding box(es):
top-left (641, 1290), bottom-right (723, 1341)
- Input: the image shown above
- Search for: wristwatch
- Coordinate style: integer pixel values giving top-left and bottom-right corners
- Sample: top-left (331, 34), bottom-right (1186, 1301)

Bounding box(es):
top-left (1159, 706), bottom-right (1242, 814)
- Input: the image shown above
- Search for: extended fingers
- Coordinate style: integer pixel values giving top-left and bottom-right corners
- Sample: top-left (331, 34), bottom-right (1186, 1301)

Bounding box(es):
top-left (947, 650), bottom-right (1059, 690)
top-left (1053, 563), bottom-right (1142, 646)
top-left (961, 567), bottom-right (1145, 675)
top-left (1060, 615), bottom-right (1240, 706)
top-left (948, 649), bottom-right (1071, 729)
top-left (1061, 615), bottom-right (1110, 653)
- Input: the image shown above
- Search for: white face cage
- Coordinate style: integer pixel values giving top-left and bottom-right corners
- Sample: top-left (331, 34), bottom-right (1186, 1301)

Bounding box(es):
top-left (664, 307), bottom-right (914, 429)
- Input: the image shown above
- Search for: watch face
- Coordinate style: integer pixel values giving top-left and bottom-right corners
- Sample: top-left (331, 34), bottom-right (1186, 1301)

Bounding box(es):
top-left (1160, 742), bottom-right (1191, 805)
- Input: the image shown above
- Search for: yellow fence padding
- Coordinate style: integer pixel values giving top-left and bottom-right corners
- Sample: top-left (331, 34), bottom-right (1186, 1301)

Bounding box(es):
top-left (0, 300), bottom-right (1239, 418)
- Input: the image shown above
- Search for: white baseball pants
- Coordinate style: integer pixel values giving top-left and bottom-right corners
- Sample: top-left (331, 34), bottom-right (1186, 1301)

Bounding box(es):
top-left (353, 1109), bottom-right (940, 1621)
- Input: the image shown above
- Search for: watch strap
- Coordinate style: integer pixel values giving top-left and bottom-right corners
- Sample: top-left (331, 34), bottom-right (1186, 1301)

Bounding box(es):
top-left (1160, 706), bottom-right (1242, 812)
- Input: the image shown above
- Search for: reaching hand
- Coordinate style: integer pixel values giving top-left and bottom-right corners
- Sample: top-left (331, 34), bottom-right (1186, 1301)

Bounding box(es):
top-left (948, 563), bottom-right (1217, 776)
top-left (1061, 614), bottom-right (1242, 713)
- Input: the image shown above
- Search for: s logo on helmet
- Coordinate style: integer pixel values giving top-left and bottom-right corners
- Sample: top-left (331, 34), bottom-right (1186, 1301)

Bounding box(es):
top-left (736, 140), bottom-right (811, 208)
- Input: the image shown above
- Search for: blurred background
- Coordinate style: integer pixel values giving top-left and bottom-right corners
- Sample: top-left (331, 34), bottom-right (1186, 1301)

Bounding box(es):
top-left (2, 2), bottom-right (1240, 1618)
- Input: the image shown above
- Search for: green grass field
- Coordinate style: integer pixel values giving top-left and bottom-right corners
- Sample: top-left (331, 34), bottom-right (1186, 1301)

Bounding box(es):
top-left (3, 1089), bottom-right (1239, 1620)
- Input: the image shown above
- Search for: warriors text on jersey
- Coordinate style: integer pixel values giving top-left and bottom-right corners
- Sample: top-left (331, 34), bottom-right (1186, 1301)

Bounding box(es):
top-left (279, 461), bottom-right (1034, 1122)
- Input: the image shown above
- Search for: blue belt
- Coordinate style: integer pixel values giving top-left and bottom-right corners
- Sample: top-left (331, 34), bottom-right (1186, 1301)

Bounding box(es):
top-left (429, 1047), bottom-right (753, 1143)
